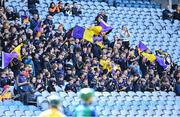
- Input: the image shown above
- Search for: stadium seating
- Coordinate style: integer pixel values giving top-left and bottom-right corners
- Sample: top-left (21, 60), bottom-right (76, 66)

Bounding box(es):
top-left (35, 91), bottom-right (180, 116)
top-left (0, 100), bottom-right (41, 117)
top-left (2, 0), bottom-right (180, 116)
top-left (6, 0), bottom-right (178, 64)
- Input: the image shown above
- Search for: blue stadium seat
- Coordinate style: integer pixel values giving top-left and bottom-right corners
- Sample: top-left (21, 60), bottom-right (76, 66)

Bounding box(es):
top-left (4, 111), bottom-right (14, 116)
top-left (120, 109), bottom-right (129, 116)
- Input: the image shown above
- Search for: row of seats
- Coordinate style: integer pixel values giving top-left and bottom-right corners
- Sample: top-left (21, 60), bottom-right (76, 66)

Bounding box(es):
top-left (0, 100), bottom-right (41, 117)
top-left (36, 91), bottom-right (180, 116)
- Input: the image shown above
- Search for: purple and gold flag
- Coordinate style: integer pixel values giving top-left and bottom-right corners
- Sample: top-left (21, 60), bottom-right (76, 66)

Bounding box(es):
top-left (21, 15), bottom-right (29, 24)
top-left (72, 26), bottom-right (85, 39)
top-left (156, 56), bottom-right (167, 69)
top-left (138, 41), bottom-right (148, 52)
top-left (1, 51), bottom-right (18, 69)
top-left (99, 19), bottom-right (113, 34)
top-left (34, 21), bottom-right (42, 37)
top-left (12, 43), bottom-right (24, 61)
top-left (93, 35), bottom-right (103, 42)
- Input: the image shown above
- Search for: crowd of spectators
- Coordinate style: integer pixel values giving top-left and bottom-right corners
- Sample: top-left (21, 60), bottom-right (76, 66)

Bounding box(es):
top-left (48, 1), bottom-right (82, 16)
top-left (0, 2), bottom-right (180, 104)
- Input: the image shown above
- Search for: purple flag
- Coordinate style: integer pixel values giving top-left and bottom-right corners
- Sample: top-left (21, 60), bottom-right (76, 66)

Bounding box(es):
top-left (1, 51), bottom-right (18, 69)
top-left (93, 35), bottom-right (103, 42)
top-left (72, 25), bottom-right (85, 39)
top-left (138, 41), bottom-right (148, 51)
top-left (34, 21), bottom-right (41, 32)
top-left (99, 20), bottom-right (113, 34)
top-left (156, 56), bottom-right (167, 69)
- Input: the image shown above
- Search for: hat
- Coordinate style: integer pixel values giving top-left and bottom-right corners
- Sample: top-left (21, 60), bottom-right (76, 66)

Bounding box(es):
top-left (79, 88), bottom-right (94, 101)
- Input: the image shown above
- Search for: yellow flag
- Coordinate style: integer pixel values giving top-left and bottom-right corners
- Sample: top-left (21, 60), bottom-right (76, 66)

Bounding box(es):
top-left (12, 43), bottom-right (24, 61)
top-left (83, 29), bottom-right (94, 43)
top-left (96, 41), bottom-right (105, 48)
top-left (141, 52), bottom-right (156, 62)
top-left (87, 26), bottom-right (102, 36)
top-left (100, 59), bottom-right (112, 72)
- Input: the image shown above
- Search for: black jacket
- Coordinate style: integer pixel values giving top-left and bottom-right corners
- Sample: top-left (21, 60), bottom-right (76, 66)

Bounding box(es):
top-left (28, 0), bottom-right (39, 9)
top-left (162, 9), bottom-right (172, 20)
top-left (173, 12), bottom-right (180, 20)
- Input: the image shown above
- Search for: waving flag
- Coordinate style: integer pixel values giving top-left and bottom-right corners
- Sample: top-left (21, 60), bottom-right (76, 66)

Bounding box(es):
top-left (72, 19), bottom-right (112, 48)
top-left (156, 49), bottom-right (169, 57)
top-left (21, 15), bottom-right (29, 24)
top-left (99, 19), bottom-right (113, 34)
top-left (34, 21), bottom-right (42, 37)
top-left (72, 25), bottom-right (103, 43)
top-left (100, 59), bottom-right (112, 72)
top-left (138, 41), bottom-right (148, 52)
top-left (156, 56), bottom-right (167, 69)
top-left (12, 43), bottom-right (24, 61)
top-left (72, 26), bottom-right (85, 39)
top-left (141, 52), bottom-right (156, 62)
top-left (1, 51), bottom-right (18, 69)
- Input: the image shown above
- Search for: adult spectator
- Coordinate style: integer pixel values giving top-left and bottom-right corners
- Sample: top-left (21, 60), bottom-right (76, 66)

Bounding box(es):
top-left (119, 25), bottom-right (130, 49)
top-left (173, 6), bottom-right (180, 20)
top-left (48, 2), bottom-right (60, 16)
top-left (72, 2), bottom-right (82, 16)
top-left (162, 5), bottom-right (173, 20)
top-left (28, 0), bottom-right (39, 15)
top-left (16, 70), bottom-right (34, 105)
top-left (95, 10), bottom-right (108, 24)
top-left (57, 1), bottom-right (64, 13)
top-left (63, 3), bottom-right (71, 16)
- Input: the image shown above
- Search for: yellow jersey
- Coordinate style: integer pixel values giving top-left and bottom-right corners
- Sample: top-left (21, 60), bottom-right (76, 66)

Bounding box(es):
top-left (39, 108), bottom-right (65, 117)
